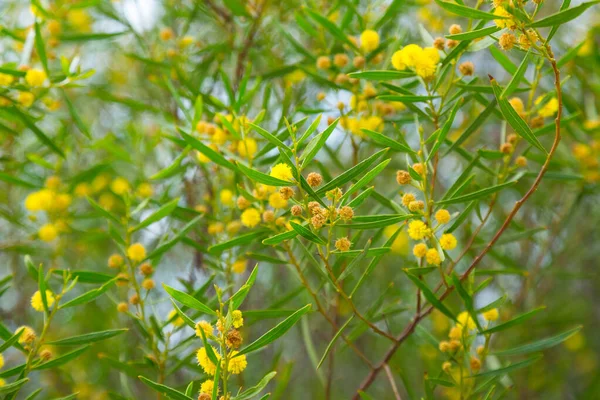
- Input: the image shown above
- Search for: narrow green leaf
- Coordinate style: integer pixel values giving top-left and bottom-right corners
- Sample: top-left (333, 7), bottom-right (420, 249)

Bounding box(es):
top-left (317, 316), bottom-right (353, 370)
top-left (300, 118), bottom-right (339, 166)
top-left (405, 273), bottom-right (456, 321)
top-left (179, 129), bottom-right (237, 171)
top-left (208, 231), bottom-right (266, 255)
top-left (480, 307), bottom-right (545, 334)
top-left (237, 162), bottom-right (295, 187)
top-left (163, 284), bottom-right (217, 316)
top-left (131, 198), bottom-right (179, 232)
top-left (232, 372), bottom-right (277, 400)
top-left (435, 0), bottom-right (506, 19)
top-left (236, 304), bottom-right (311, 356)
top-left (33, 346), bottom-right (90, 370)
top-left (347, 70), bottom-right (415, 81)
top-left (470, 355), bottom-right (542, 378)
top-left (493, 326), bottom-right (582, 356)
top-left (0, 378), bottom-right (29, 394)
top-left (12, 107), bottom-right (65, 158)
top-left (46, 329), bottom-right (128, 346)
top-left (360, 129), bottom-right (413, 153)
top-left (446, 26), bottom-right (500, 40)
top-left (436, 180), bottom-right (517, 205)
top-left (529, 1), bottom-right (599, 28)
top-left (377, 95), bottom-right (439, 103)
top-left (316, 149), bottom-right (388, 195)
top-left (138, 376), bottom-right (193, 400)
top-left (290, 222), bottom-right (327, 245)
top-left (501, 51), bottom-right (531, 98)
top-left (59, 278), bottom-right (116, 308)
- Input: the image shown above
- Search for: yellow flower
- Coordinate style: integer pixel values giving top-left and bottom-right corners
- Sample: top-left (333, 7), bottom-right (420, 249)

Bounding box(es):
top-left (67, 9), bottom-right (91, 32)
top-left (435, 209), bottom-right (451, 224)
top-left (0, 378), bottom-right (4, 387)
top-left (200, 380), bottom-right (217, 395)
top-left (440, 233), bottom-right (457, 250)
top-left (31, 290), bottom-right (55, 312)
top-left (425, 248), bottom-right (441, 266)
top-left (457, 311), bottom-right (476, 330)
top-left (270, 163), bottom-right (293, 182)
top-left (99, 193), bottom-right (116, 210)
top-left (360, 30), bottom-right (380, 52)
top-left (18, 92), bottom-right (35, 107)
top-left (0, 353), bottom-right (4, 369)
top-left (232, 259), bottom-right (247, 274)
top-left (211, 128), bottom-right (228, 145)
top-left (38, 224), bottom-right (58, 242)
top-left (167, 310), bottom-right (184, 327)
top-left (413, 243), bottom-right (428, 258)
top-left (196, 346), bottom-right (220, 375)
top-left (0, 73), bottom-right (14, 86)
top-left (25, 69), bottom-right (47, 87)
top-left (17, 326), bottom-right (36, 344)
top-left (74, 183), bottom-right (91, 197)
top-left (414, 47), bottom-right (439, 79)
top-left (407, 220), bottom-right (430, 240)
top-left (268, 192), bottom-right (288, 209)
top-left (136, 183), bottom-right (153, 198)
top-left (391, 44), bottom-right (422, 70)
top-left (536, 97), bottom-right (559, 118)
top-left (448, 326), bottom-right (462, 340)
top-left (220, 189), bottom-right (234, 207)
top-left (494, 7), bottom-right (517, 30)
top-left (509, 97), bottom-right (525, 116)
top-left (237, 138), bottom-right (257, 159)
top-left (482, 308), bottom-right (499, 321)
top-left (111, 177), bottom-right (130, 195)
top-left (241, 208), bottom-right (261, 228)
top-left (227, 351), bottom-right (248, 374)
top-left (195, 321), bottom-right (214, 338)
top-left (127, 243), bottom-right (146, 262)
top-left (232, 310), bottom-right (244, 328)
top-left (24, 190), bottom-right (53, 212)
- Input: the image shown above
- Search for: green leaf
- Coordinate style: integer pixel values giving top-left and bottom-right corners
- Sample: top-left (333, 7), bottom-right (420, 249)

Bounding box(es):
top-left (262, 230), bottom-right (298, 246)
top-left (492, 326), bottom-right (582, 356)
top-left (138, 376), bottom-right (193, 400)
top-left (59, 31), bottom-right (127, 41)
top-left (59, 278), bottom-right (117, 308)
top-left (249, 123), bottom-right (291, 153)
top-left (336, 214), bottom-right (413, 229)
top-left (501, 51), bottom-right (531, 98)
top-left (405, 273), bottom-right (456, 321)
top-left (232, 372), bottom-right (277, 400)
top-left (236, 304), bottom-right (311, 356)
top-left (446, 26), bottom-right (500, 40)
top-left (377, 95), bottom-right (440, 103)
top-left (12, 107), bottom-right (65, 158)
top-left (300, 118), bottom-right (339, 166)
top-left (163, 284), bottom-right (217, 316)
top-left (33, 346), bottom-right (90, 370)
top-left (317, 316), bottom-right (353, 370)
top-left (434, 0), bottom-right (505, 20)
top-left (169, 299), bottom-right (196, 329)
top-left (290, 222), bottom-right (327, 245)
top-left (208, 231), bottom-right (266, 255)
top-left (347, 70), bottom-right (415, 81)
top-left (481, 307), bottom-right (545, 334)
top-left (131, 198), bottom-right (179, 232)
top-left (360, 129), bottom-right (414, 153)
top-left (46, 329), bottom-right (128, 346)
top-left (61, 90), bottom-right (91, 139)
top-left (317, 149), bottom-right (388, 195)
top-left (528, 1), bottom-right (599, 28)
top-left (51, 270), bottom-right (113, 284)
top-left (427, 98), bottom-right (462, 162)
top-left (230, 264), bottom-right (259, 310)
top-left (0, 328), bottom-right (24, 353)
top-left (237, 162), bottom-right (295, 187)
top-left (38, 263), bottom-right (49, 313)
top-left (490, 77), bottom-right (546, 153)
top-left (150, 148), bottom-right (190, 180)
top-left (179, 129), bottom-right (237, 171)
top-left (436, 180), bottom-right (517, 205)
top-left (0, 378), bottom-right (29, 394)
top-left (86, 196), bottom-right (121, 225)
top-left (223, 0), bottom-right (251, 17)
top-left (337, 241), bottom-right (371, 281)
top-left (34, 21), bottom-right (48, 72)
top-left (470, 355), bottom-right (542, 378)
top-left (450, 274), bottom-right (483, 331)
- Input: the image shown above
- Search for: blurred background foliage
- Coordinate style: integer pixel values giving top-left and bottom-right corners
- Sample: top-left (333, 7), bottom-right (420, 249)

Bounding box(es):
top-left (0, 0), bottom-right (599, 399)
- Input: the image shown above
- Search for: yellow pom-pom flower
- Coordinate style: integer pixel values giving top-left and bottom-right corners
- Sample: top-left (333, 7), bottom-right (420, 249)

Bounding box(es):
top-left (31, 290), bottom-right (55, 312)
top-left (232, 310), bottom-right (244, 328)
top-left (482, 308), bottom-right (499, 321)
top-left (127, 243), bottom-right (146, 262)
top-left (270, 163), bottom-right (293, 182)
top-left (227, 351), bottom-right (248, 374)
top-left (196, 346), bottom-right (220, 375)
top-left (241, 208), bottom-right (261, 228)
top-left (268, 192), bottom-right (288, 209)
top-left (237, 138), bottom-right (257, 158)
top-left (408, 220), bottom-right (430, 240)
top-left (111, 177), bottom-right (130, 195)
top-left (195, 321), bottom-right (213, 338)
top-left (494, 7), bottom-right (517, 30)
top-left (25, 69), bottom-right (47, 87)
top-left (425, 248), bottom-right (441, 266)
top-left (435, 209), bottom-right (451, 224)
top-left (440, 233), bottom-right (457, 250)
top-left (167, 310), bottom-right (184, 327)
top-left (220, 189), bottom-right (234, 207)
top-left (412, 243), bottom-right (428, 258)
top-left (200, 380), bottom-right (217, 395)
top-left (457, 311), bottom-right (476, 330)
top-left (360, 30), bottom-right (380, 52)
top-left (38, 224), bottom-right (58, 242)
